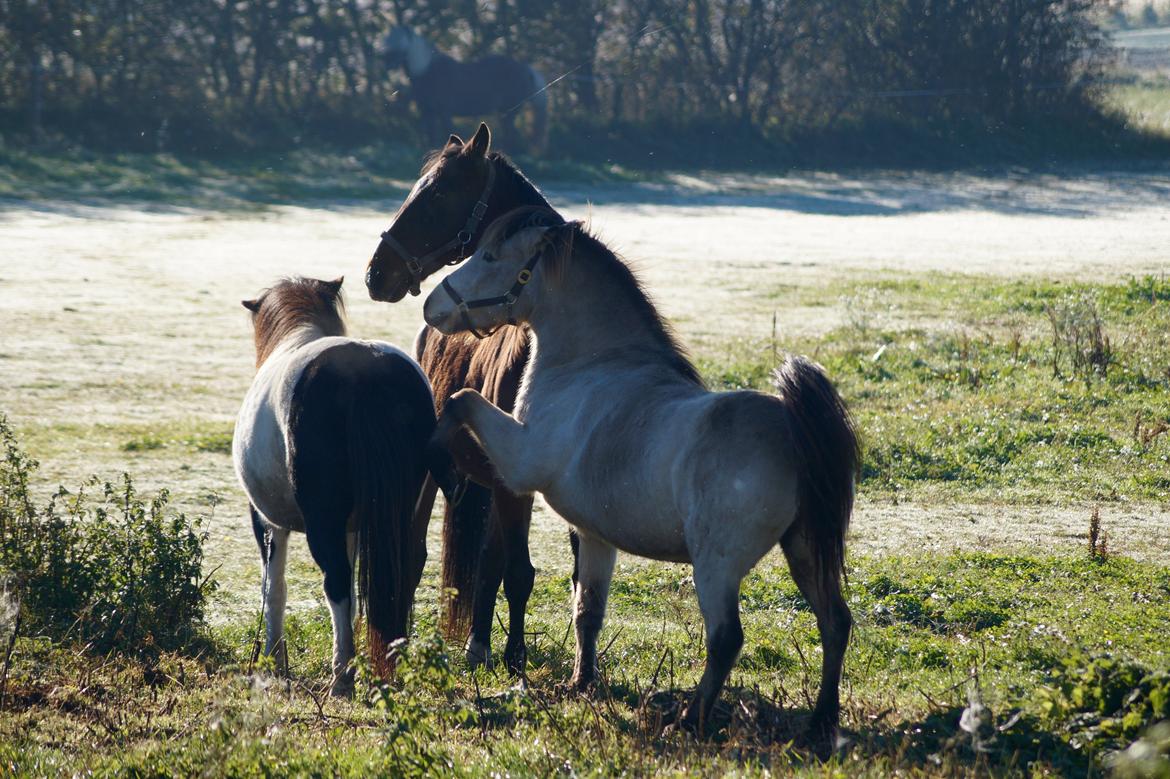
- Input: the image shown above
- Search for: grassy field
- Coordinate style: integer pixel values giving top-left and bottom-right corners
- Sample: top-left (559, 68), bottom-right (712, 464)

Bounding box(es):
top-left (2, 85), bottom-right (1170, 773)
top-left (2, 265), bottom-right (1169, 776)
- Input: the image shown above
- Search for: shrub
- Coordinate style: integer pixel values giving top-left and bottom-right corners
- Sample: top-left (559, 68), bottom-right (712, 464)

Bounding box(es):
top-left (0, 413), bottom-right (214, 657)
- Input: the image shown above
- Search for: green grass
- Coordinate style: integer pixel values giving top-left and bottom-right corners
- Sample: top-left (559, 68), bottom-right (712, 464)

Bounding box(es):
top-left (0, 142), bottom-right (646, 208)
top-left (701, 273), bottom-right (1170, 504)
top-left (1108, 76), bottom-right (1170, 136)
top-left (2, 551), bottom-right (1167, 776)
top-left (2, 267), bottom-right (1169, 774)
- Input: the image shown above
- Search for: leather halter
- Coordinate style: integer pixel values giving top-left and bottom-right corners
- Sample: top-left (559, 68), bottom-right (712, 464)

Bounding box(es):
top-left (378, 162), bottom-right (497, 296)
top-left (439, 250), bottom-right (543, 339)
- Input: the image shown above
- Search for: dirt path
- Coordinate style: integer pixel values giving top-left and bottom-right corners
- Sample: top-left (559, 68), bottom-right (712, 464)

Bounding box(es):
top-left (2, 165), bottom-right (1168, 620)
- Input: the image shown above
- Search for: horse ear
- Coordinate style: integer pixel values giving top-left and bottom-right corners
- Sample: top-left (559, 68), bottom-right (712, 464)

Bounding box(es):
top-left (241, 299), bottom-right (260, 313)
top-left (446, 133), bottom-right (464, 148)
top-left (468, 123), bottom-right (491, 158)
top-left (323, 277), bottom-right (343, 294)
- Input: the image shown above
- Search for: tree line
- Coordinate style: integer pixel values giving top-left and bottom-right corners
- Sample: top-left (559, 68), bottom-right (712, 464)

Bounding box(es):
top-left (0, 0), bottom-right (1112, 153)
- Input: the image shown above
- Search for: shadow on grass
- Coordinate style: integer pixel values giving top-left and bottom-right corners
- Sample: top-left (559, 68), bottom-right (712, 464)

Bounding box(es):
top-left (464, 679), bottom-right (1090, 773)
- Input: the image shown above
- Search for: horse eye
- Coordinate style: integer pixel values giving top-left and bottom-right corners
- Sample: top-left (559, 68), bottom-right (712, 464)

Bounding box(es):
top-left (483, 251), bottom-right (496, 263)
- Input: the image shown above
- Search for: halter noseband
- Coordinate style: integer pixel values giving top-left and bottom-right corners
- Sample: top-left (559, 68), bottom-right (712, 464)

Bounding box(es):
top-left (439, 249), bottom-right (543, 339)
top-left (378, 162), bottom-right (497, 296)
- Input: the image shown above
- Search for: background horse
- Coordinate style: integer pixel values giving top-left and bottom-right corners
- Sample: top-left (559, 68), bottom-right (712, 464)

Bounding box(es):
top-left (233, 276), bottom-right (452, 694)
top-left (423, 208), bottom-right (859, 740)
top-left (365, 123), bottom-right (566, 675)
top-left (381, 27), bottom-right (547, 152)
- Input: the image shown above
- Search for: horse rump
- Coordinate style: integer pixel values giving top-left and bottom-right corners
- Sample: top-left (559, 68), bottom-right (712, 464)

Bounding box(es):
top-left (344, 351), bottom-right (436, 678)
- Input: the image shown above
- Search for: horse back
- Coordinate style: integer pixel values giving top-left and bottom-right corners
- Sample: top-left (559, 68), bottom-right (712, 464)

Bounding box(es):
top-left (234, 338), bottom-right (434, 531)
top-left (414, 53), bottom-right (539, 114)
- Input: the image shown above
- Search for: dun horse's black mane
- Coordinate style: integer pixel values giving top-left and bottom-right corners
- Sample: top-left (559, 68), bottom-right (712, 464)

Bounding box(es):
top-left (564, 224), bottom-right (705, 387)
top-left (486, 207), bottom-right (703, 388)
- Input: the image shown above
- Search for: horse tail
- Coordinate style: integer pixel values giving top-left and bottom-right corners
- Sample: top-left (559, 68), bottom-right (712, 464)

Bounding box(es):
top-left (348, 367), bottom-right (432, 679)
top-left (439, 481), bottom-right (491, 640)
top-left (774, 356), bottom-right (860, 588)
top-left (528, 66), bottom-right (549, 152)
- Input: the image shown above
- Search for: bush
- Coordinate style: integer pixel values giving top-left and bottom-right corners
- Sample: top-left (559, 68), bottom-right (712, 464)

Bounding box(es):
top-left (0, 413), bottom-right (214, 657)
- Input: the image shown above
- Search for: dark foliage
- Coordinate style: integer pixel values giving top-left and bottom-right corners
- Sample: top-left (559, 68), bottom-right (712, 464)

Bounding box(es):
top-left (0, 0), bottom-right (1116, 153)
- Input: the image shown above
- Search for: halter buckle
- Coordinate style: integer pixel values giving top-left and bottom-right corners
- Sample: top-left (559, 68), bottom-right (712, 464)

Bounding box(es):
top-left (471, 200), bottom-right (488, 219)
top-left (517, 269), bottom-right (532, 284)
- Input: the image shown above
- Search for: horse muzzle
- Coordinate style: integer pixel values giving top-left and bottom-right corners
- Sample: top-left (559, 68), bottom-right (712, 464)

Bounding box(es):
top-left (365, 262), bottom-right (410, 303)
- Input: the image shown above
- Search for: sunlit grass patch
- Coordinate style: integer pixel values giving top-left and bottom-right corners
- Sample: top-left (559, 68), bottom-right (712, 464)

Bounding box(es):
top-left (703, 273), bottom-right (1170, 504)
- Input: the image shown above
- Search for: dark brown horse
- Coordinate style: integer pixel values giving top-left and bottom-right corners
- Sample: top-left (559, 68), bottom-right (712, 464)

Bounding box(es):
top-left (381, 27), bottom-right (547, 152)
top-left (366, 123), bottom-right (564, 674)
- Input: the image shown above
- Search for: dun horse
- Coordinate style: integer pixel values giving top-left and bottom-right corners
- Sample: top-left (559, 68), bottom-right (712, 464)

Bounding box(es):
top-left (366, 124), bottom-right (565, 675)
top-left (382, 27), bottom-right (547, 151)
top-left (233, 276), bottom-right (453, 694)
top-left (423, 208), bottom-right (860, 739)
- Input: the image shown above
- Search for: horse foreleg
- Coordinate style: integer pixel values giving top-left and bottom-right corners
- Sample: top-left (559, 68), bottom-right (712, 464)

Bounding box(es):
top-left (570, 534), bottom-right (616, 691)
top-left (498, 489), bottom-right (536, 676)
top-left (468, 501), bottom-right (505, 671)
top-left (439, 389), bottom-right (540, 494)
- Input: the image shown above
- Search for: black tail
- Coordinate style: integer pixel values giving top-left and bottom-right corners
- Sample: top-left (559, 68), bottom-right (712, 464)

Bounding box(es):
top-left (439, 482), bottom-right (491, 640)
top-left (348, 375), bottom-right (433, 679)
top-left (774, 356), bottom-right (860, 586)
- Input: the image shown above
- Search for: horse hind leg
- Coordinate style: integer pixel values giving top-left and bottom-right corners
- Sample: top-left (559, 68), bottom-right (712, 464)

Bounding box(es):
top-left (253, 507), bottom-right (291, 676)
top-left (680, 564), bottom-right (744, 733)
top-left (780, 526), bottom-right (852, 743)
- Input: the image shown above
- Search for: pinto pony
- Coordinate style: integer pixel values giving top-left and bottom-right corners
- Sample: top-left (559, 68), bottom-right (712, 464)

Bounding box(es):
top-left (232, 276), bottom-right (452, 694)
top-left (423, 208), bottom-right (860, 740)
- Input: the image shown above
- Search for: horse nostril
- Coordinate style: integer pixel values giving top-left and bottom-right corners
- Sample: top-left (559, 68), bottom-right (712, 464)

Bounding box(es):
top-left (366, 264), bottom-right (382, 288)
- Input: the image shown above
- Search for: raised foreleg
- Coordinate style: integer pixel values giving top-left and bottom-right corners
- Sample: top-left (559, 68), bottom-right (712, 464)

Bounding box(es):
top-left (432, 388), bottom-right (542, 495)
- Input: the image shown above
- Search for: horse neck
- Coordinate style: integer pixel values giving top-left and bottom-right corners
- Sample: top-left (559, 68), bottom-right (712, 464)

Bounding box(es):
top-left (526, 251), bottom-right (669, 372)
top-left (492, 157), bottom-right (552, 213)
top-left (255, 321), bottom-right (339, 369)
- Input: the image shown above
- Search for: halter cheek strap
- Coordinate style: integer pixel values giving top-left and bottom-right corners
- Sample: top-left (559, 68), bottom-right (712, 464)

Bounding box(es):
top-left (439, 251), bottom-right (542, 339)
top-left (379, 162), bottom-right (497, 296)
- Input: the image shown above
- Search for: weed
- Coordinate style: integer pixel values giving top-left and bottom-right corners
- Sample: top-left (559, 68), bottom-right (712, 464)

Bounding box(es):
top-left (1089, 506), bottom-right (1110, 561)
top-left (1046, 293), bottom-right (1113, 384)
top-left (0, 414), bottom-right (214, 657)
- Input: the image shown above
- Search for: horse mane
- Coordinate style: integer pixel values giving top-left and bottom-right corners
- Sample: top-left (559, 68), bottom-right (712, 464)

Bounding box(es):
top-left (486, 207), bottom-right (703, 387)
top-left (416, 147), bottom-right (549, 208)
top-left (248, 277), bottom-right (346, 367)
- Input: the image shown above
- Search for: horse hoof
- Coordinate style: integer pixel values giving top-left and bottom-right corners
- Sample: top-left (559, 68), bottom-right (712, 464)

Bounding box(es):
top-left (330, 675), bottom-right (355, 698)
top-left (503, 641), bottom-right (527, 677)
top-left (805, 714), bottom-right (843, 755)
top-left (467, 639), bottom-right (493, 671)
